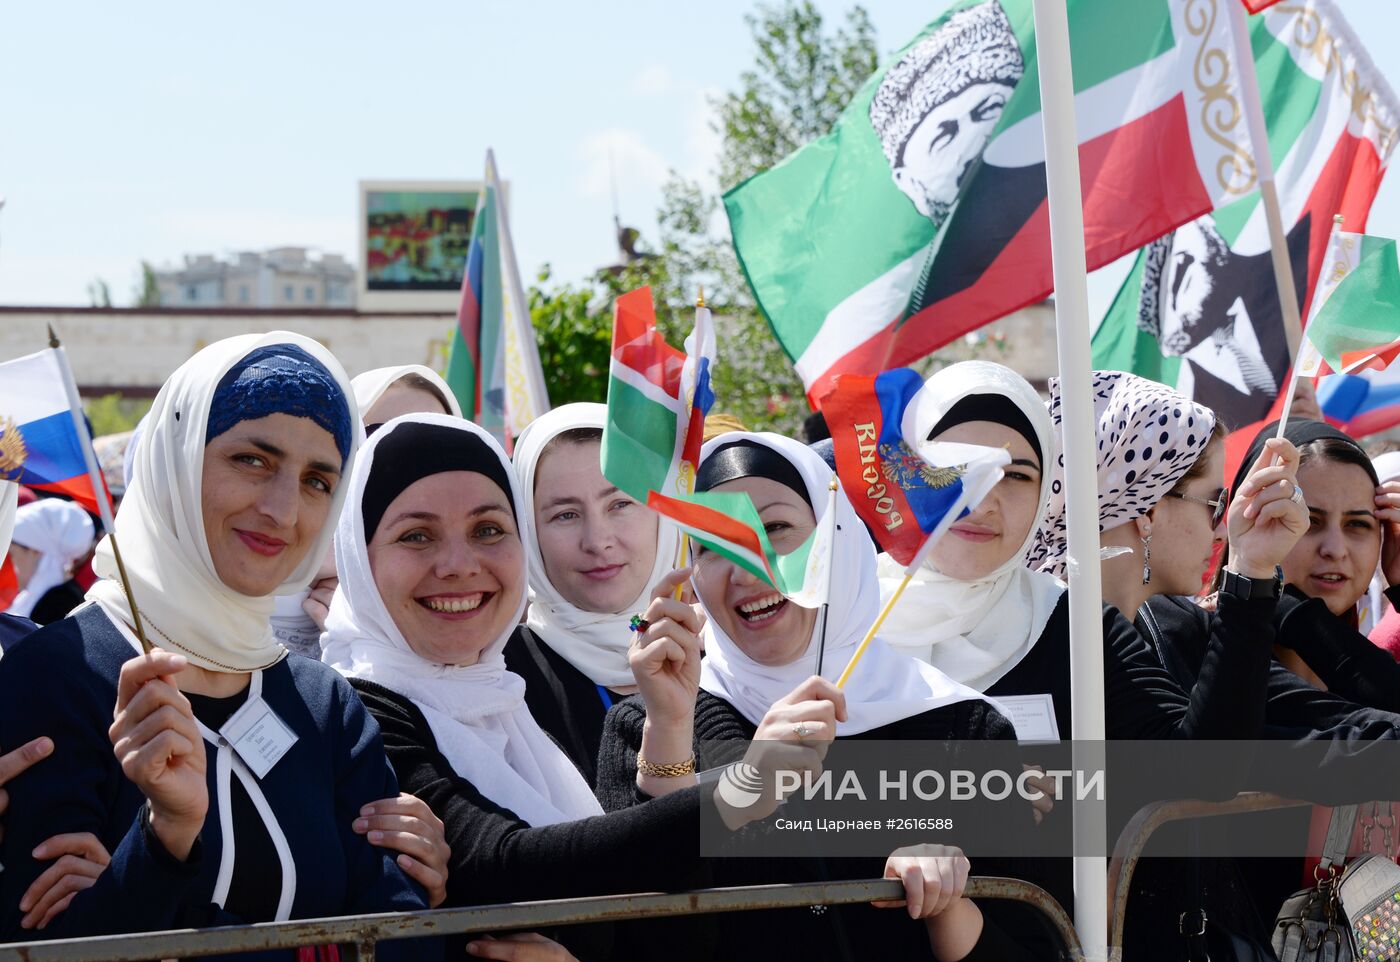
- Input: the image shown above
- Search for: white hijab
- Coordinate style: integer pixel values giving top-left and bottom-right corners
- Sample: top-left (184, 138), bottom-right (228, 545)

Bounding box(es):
top-left (321, 413), bottom-right (602, 826)
top-left (875, 361), bottom-right (1065, 691)
top-left (513, 403), bottom-right (680, 690)
top-left (695, 432), bottom-right (988, 734)
top-left (351, 365), bottom-right (462, 422)
top-left (0, 481), bottom-right (16, 563)
top-left (87, 332), bottom-right (358, 672)
top-left (7, 499), bottom-right (95, 619)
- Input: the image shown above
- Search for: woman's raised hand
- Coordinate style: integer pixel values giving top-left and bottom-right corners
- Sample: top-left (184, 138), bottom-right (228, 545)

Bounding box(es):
top-left (629, 568), bottom-right (705, 726)
top-left (108, 650), bottom-right (207, 860)
top-left (1228, 437), bottom-right (1309, 578)
top-left (1376, 481), bottom-right (1400, 587)
top-left (752, 675), bottom-right (847, 763)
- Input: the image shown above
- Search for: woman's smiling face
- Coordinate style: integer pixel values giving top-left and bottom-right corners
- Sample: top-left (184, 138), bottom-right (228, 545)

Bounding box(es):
top-left (367, 470), bottom-right (525, 666)
top-left (691, 475), bottom-right (818, 667)
top-left (923, 420), bottom-right (1043, 580)
top-left (1281, 457), bottom-right (1381, 616)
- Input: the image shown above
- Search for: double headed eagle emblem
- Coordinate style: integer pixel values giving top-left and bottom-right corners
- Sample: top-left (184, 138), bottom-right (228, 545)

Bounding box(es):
top-left (878, 440), bottom-right (964, 490)
top-left (0, 416), bottom-right (28, 480)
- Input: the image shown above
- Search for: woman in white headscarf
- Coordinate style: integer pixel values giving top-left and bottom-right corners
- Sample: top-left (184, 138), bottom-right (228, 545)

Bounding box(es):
top-left (351, 364), bottom-right (460, 429)
top-left (5, 498), bottom-right (95, 624)
top-left (0, 334), bottom-right (430, 954)
top-left (507, 402), bottom-right (680, 783)
top-left (323, 411), bottom-right (748, 959)
top-left (596, 431), bottom-right (1037, 962)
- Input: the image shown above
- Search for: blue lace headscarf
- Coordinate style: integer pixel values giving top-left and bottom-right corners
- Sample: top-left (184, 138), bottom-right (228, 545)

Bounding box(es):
top-left (205, 344), bottom-right (353, 463)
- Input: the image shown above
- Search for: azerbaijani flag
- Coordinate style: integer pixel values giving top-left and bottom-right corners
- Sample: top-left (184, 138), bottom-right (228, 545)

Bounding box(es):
top-left (727, 0), bottom-right (1262, 402)
top-left (0, 350), bottom-right (108, 516)
top-left (601, 288), bottom-right (714, 503)
top-left (1094, 0), bottom-right (1399, 424)
top-left (645, 487), bottom-right (834, 608)
top-left (819, 368), bottom-right (1008, 567)
top-left (1297, 231), bottom-right (1400, 379)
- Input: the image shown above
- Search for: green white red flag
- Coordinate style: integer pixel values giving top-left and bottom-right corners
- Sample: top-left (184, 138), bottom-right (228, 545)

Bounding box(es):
top-left (1093, 0), bottom-right (1399, 424)
top-left (726, 0), bottom-right (1260, 402)
top-left (1297, 230), bottom-right (1400, 377)
top-left (645, 487), bottom-right (835, 608)
top-left (600, 288), bottom-right (716, 504)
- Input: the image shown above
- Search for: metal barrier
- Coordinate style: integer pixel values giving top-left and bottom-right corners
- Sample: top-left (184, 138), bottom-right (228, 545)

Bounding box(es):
top-left (0, 876), bottom-right (1080, 961)
top-left (1106, 791), bottom-right (1312, 950)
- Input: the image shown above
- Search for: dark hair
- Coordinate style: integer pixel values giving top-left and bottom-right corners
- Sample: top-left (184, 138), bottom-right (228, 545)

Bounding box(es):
top-left (393, 373), bottom-right (451, 415)
top-left (801, 411), bottom-right (831, 444)
top-left (1168, 417), bottom-right (1228, 496)
top-left (1297, 435), bottom-right (1380, 487)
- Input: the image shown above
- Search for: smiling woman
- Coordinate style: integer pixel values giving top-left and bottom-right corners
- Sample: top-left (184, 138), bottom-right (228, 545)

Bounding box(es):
top-left (506, 403), bottom-right (679, 784)
top-left (0, 334), bottom-right (431, 957)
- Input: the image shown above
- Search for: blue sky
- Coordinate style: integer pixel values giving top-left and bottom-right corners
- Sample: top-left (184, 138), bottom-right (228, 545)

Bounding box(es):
top-left (2, 0), bottom-right (1398, 326)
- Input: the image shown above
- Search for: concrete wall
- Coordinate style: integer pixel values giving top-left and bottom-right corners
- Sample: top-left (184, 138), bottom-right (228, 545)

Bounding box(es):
top-left (0, 307), bottom-right (454, 394)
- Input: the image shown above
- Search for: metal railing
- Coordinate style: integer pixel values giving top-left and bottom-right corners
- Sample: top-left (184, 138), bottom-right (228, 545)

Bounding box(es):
top-left (1106, 791), bottom-right (1312, 950)
top-left (0, 876), bottom-right (1080, 961)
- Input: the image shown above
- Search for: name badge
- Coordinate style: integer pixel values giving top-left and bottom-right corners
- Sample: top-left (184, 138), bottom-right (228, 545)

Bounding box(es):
top-left (219, 696), bottom-right (298, 779)
top-left (996, 693), bottom-right (1061, 745)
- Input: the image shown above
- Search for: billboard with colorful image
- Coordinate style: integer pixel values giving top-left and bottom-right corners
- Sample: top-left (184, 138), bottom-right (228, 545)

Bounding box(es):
top-left (363, 186), bottom-right (477, 291)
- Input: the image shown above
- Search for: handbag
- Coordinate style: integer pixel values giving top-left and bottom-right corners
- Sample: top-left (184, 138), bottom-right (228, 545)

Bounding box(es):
top-left (1273, 805), bottom-right (1400, 962)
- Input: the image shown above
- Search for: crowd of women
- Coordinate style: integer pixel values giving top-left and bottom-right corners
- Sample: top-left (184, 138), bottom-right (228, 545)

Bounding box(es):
top-left (2, 330), bottom-right (1400, 961)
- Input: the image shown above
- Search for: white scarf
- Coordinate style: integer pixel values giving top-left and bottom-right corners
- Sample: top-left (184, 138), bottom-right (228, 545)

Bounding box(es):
top-left (512, 403), bottom-right (680, 690)
top-left (351, 365), bottom-right (462, 420)
top-left (7, 499), bottom-right (95, 619)
top-left (87, 332), bottom-right (357, 672)
top-left (0, 481), bottom-right (16, 562)
top-left (695, 432), bottom-right (987, 734)
top-left (876, 362), bottom-right (1065, 691)
top-left (321, 413), bottom-right (602, 826)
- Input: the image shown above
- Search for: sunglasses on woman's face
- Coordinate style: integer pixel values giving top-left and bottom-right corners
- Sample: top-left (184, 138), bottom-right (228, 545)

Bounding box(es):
top-left (1164, 487), bottom-right (1229, 528)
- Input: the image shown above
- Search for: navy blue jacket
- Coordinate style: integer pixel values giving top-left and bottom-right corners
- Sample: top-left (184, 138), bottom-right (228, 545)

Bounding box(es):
top-left (0, 605), bottom-right (428, 958)
top-left (0, 611), bottom-right (36, 652)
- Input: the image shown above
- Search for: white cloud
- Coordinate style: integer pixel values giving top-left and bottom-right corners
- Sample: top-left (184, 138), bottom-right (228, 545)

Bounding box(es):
top-left (682, 85), bottom-right (724, 189)
top-left (577, 129), bottom-right (672, 200)
top-left (631, 64), bottom-right (674, 96)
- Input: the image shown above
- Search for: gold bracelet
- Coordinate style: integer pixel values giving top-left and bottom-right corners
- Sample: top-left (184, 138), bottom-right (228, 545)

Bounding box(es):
top-left (636, 752), bottom-right (696, 778)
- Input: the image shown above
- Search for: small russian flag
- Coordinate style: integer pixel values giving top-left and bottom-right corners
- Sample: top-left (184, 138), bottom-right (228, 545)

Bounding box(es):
top-left (0, 349), bottom-right (109, 517)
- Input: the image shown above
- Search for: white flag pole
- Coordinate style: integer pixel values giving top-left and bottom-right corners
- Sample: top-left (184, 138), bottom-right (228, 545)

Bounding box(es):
top-left (487, 149), bottom-right (551, 440)
top-left (1274, 214), bottom-right (1346, 440)
top-left (1226, 0), bottom-right (1303, 361)
top-left (1030, 0), bottom-right (1107, 957)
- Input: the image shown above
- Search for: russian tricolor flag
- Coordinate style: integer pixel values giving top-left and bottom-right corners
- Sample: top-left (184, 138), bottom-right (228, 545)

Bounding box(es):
top-left (0, 349), bottom-right (109, 516)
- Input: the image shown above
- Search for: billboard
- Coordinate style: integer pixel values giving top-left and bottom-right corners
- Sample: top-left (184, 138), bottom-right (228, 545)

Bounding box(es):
top-left (358, 180), bottom-right (482, 311)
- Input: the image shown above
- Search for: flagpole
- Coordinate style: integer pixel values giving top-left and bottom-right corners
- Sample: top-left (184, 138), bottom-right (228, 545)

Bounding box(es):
top-left (672, 288), bottom-right (707, 600)
top-left (1274, 214), bottom-right (1345, 440)
top-left (834, 570), bottom-right (912, 689)
top-left (1031, 0), bottom-right (1107, 957)
top-left (47, 325), bottom-right (153, 654)
top-left (1227, 0), bottom-right (1303, 360)
top-left (814, 475), bottom-right (839, 676)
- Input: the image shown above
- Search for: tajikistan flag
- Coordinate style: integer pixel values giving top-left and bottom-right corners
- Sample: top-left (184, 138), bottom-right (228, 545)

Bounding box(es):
top-left (1297, 231), bottom-right (1400, 379)
top-left (726, 0), bottom-right (1260, 402)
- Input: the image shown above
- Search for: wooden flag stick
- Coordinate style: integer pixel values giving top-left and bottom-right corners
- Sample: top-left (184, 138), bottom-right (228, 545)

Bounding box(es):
top-left (47, 324), bottom-right (153, 654)
top-left (1274, 213), bottom-right (1345, 443)
top-left (672, 286), bottom-right (709, 600)
top-left (835, 570), bottom-right (912, 689)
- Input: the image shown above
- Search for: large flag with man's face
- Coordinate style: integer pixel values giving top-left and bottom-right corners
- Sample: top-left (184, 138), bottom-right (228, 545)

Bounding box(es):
top-left (1092, 0), bottom-right (1399, 427)
top-left (726, 0), bottom-right (1261, 403)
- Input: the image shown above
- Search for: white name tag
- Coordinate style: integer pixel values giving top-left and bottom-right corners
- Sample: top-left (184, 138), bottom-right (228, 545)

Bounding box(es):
top-left (996, 693), bottom-right (1061, 745)
top-left (219, 696), bottom-right (298, 779)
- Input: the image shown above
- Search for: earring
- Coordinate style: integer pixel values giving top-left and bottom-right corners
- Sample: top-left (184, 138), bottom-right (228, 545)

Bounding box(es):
top-left (1141, 533), bottom-right (1153, 585)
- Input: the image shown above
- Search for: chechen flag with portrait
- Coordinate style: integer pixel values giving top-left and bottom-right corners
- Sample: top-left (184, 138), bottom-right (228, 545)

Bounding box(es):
top-left (725, 0), bottom-right (1259, 403)
top-left (1093, 0), bottom-right (1399, 427)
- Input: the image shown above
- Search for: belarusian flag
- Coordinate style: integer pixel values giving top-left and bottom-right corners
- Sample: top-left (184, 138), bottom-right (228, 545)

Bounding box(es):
top-left (1297, 232), bottom-right (1400, 377)
top-left (1093, 0), bottom-right (1399, 424)
top-left (645, 488), bottom-right (833, 608)
top-left (600, 288), bottom-right (715, 503)
top-left (726, 0), bottom-right (1259, 402)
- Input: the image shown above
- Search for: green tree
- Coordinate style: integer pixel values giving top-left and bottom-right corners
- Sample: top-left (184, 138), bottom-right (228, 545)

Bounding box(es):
top-left (133, 261), bottom-right (162, 307)
top-left (85, 393), bottom-right (152, 437)
top-left (86, 278), bottom-right (112, 308)
top-left (528, 0), bottom-right (880, 433)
